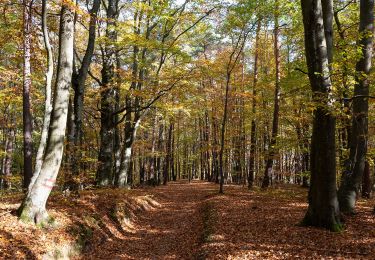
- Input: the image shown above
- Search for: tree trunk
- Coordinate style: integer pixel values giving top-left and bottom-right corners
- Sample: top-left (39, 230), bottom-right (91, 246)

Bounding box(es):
top-left (116, 115), bottom-right (142, 188)
top-left (219, 74), bottom-right (231, 193)
top-left (1, 127), bottom-right (15, 189)
top-left (338, 0), bottom-right (374, 214)
top-left (249, 19), bottom-right (261, 189)
top-left (96, 0), bottom-right (118, 186)
top-left (262, 1), bottom-right (280, 188)
top-left (300, 0), bottom-right (341, 231)
top-left (22, 0), bottom-right (33, 189)
top-left (362, 161), bottom-right (372, 198)
top-left (71, 0), bottom-right (101, 179)
top-left (29, 0), bottom-right (53, 192)
top-left (18, 3), bottom-right (74, 224)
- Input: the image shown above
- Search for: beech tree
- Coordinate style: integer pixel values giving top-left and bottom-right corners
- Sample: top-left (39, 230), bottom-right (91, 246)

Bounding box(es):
top-left (338, 0), bottom-right (374, 214)
top-left (29, 0), bottom-right (53, 192)
top-left (300, 0), bottom-right (342, 231)
top-left (18, 2), bottom-right (75, 224)
top-left (22, 0), bottom-right (33, 189)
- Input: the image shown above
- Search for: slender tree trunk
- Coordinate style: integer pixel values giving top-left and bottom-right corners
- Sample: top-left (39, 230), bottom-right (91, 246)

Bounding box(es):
top-left (29, 0), bottom-right (53, 192)
top-left (22, 0), bottom-right (33, 189)
top-left (163, 123), bottom-right (173, 185)
top-left (71, 0), bottom-right (100, 178)
top-left (1, 127), bottom-right (15, 189)
top-left (338, 0), bottom-right (374, 214)
top-left (334, 4), bottom-right (351, 157)
top-left (301, 0), bottom-right (341, 231)
top-left (116, 115), bottom-right (142, 188)
top-left (18, 3), bottom-right (74, 224)
top-left (262, 2), bottom-right (281, 188)
top-left (249, 19), bottom-right (261, 189)
top-left (219, 74), bottom-right (231, 193)
top-left (211, 113), bottom-right (219, 183)
top-left (362, 161), bottom-right (371, 198)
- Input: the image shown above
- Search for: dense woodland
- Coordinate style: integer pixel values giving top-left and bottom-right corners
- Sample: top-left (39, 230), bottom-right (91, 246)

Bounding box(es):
top-left (0, 0), bottom-right (375, 258)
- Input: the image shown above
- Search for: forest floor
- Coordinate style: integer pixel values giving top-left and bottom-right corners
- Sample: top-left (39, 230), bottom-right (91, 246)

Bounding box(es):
top-left (0, 181), bottom-right (374, 259)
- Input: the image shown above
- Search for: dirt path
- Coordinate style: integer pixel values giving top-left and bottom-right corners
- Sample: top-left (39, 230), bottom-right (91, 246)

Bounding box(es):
top-left (83, 181), bottom-right (217, 259)
top-left (83, 181), bottom-right (375, 260)
top-left (1, 181), bottom-right (374, 259)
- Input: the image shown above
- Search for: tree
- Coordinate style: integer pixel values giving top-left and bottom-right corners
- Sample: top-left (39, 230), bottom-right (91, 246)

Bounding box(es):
top-left (69, 0), bottom-right (101, 188)
top-left (29, 0), bottom-right (53, 192)
top-left (338, 0), bottom-right (374, 214)
top-left (18, 2), bottom-right (75, 224)
top-left (22, 0), bottom-right (33, 189)
top-left (248, 19), bottom-right (261, 189)
top-left (96, 0), bottom-right (119, 186)
top-left (300, 0), bottom-right (342, 231)
top-left (262, 0), bottom-right (281, 188)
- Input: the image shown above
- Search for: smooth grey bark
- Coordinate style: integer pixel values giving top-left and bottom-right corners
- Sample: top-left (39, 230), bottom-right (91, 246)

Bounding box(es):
top-left (301, 0), bottom-right (342, 231)
top-left (29, 0), bottom-right (54, 193)
top-left (22, 0), bottom-right (33, 189)
top-left (321, 0), bottom-right (333, 64)
top-left (338, 0), bottom-right (374, 214)
top-left (96, 0), bottom-right (118, 186)
top-left (18, 3), bottom-right (74, 224)
top-left (116, 114), bottom-right (142, 188)
top-left (262, 1), bottom-right (281, 188)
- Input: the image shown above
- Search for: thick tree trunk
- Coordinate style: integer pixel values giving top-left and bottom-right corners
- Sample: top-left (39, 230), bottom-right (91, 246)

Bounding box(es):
top-left (301, 0), bottom-right (342, 231)
top-left (22, 0), bottom-right (33, 189)
top-left (338, 0), bottom-right (374, 214)
top-left (96, 0), bottom-right (118, 186)
top-left (262, 2), bottom-right (281, 188)
top-left (29, 0), bottom-right (53, 192)
top-left (18, 3), bottom-right (74, 224)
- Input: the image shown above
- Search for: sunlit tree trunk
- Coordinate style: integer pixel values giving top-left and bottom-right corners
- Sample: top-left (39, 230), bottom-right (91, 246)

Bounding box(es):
top-left (338, 0), bottom-right (374, 214)
top-left (22, 0), bottom-right (33, 189)
top-left (18, 3), bottom-right (74, 224)
top-left (29, 0), bottom-right (53, 192)
top-left (301, 0), bottom-right (341, 231)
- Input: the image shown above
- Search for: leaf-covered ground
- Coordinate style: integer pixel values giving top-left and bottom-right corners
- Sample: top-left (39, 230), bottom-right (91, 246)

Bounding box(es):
top-left (0, 181), bottom-right (374, 259)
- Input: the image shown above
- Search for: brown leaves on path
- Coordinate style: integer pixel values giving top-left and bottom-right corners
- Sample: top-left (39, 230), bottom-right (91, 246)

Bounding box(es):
top-left (0, 181), bottom-right (374, 259)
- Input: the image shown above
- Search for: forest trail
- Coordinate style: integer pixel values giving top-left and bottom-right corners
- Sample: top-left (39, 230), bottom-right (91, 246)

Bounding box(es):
top-left (82, 181), bottom-right (375, 260)
top-left (83, 181), bottom-right (215, 259)
top-left (1, 181), bottom-right (374, 259)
